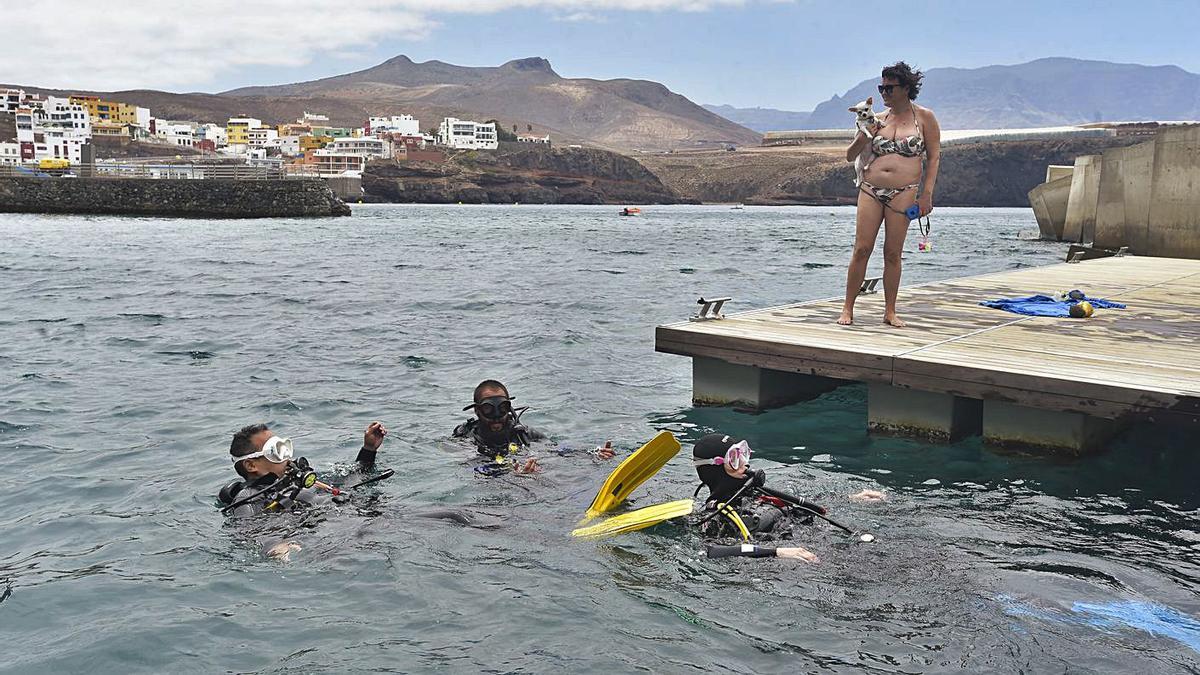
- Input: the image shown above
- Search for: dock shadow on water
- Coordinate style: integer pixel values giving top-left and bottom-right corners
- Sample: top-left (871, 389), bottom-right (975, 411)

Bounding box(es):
top-left (0, 205), bottom-right (1196, 672)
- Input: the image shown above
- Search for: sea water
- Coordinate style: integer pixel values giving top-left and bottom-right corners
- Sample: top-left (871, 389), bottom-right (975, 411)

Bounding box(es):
top-left (1, 205), bottom-right (1197, 672)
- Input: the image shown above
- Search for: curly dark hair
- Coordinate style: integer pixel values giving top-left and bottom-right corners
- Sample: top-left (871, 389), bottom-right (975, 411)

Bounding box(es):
top-left (881, 62), bottom-right (924, 100)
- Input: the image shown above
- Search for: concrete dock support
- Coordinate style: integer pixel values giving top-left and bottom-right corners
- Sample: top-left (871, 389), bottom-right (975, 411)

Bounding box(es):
top-left (982, 401), bottom-right (1118, 454)
top-left (692, 356), bottom-right (842, 409)
top-left (867, 383), bottom-right (982, 442)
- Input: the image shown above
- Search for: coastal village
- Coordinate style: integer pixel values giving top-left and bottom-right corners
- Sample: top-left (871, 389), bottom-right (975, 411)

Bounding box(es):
top-left (0, 88), bottom-right (553, 176)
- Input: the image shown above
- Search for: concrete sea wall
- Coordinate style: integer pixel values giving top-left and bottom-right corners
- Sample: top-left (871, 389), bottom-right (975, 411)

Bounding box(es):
top-left (1030, 126), bottom-right (1200, 259)
top-left (0, 177), bottom-right (351, 218)
top-left (1028, 175), bottom-right (1072, 240)
top-left (1062, 154), bottom-right (1102, 242)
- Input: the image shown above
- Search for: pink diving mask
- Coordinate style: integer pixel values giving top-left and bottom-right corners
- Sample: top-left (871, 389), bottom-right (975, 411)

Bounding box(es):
top-left (692, 440), bottom-right (752, 471)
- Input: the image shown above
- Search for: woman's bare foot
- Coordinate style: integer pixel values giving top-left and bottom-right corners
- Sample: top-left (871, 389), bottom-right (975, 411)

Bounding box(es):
top-left (836, 310), bottom-right (854, 325)
top-left (883, 313), bottom-right (906, 328)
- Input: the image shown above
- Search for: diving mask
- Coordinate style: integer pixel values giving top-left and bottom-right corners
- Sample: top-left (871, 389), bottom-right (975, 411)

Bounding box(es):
top-left (693, 440), bottom-right (752, 471)
top-left (465, 395), bottom-right (514, 421)
top-left (233, 435), bottom-right (294, 464)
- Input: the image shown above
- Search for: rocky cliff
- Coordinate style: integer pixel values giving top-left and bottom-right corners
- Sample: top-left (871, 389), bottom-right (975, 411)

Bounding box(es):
top-left (362, 145), bottom-right (684, 204)
top-left (0, 177), bottom-right (350, 217)
top-left (640, 137), bottom-right (1145, 207)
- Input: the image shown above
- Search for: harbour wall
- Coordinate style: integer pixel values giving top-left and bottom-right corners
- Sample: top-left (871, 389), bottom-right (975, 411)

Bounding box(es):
top-left (0, 177), bottom-right (351, 218)
top-left (1029, 126), bottom-right (1200, 259)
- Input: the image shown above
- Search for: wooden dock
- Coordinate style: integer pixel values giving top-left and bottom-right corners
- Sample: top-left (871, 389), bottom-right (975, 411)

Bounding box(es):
top-left (655, 256), bottom-right (1200, 452)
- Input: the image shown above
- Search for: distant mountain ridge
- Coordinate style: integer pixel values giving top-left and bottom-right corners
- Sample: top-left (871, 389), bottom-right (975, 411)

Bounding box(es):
top-left (3, 56), bottom-right (759, 153)
top-left (804, 58), bottom-right (1200, 129)
top-left (219, 55), bottom-right (761, 151)
top-left (702, 104), bottom-right (811, 133)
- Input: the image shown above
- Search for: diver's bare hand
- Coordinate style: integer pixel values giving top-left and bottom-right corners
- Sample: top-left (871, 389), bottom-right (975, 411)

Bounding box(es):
top-left (776, 546), bottom-right (819, 563)
top-left (849, 489), bottom-right (886, 503)
top-left (267, 541), bottom-right (302, 561)
top-left (364, 421), bottom-right (387, 451)
top-left (595, 440), bottom-right (615, 460)
top-left (514, 457), bottom-right (541, 474)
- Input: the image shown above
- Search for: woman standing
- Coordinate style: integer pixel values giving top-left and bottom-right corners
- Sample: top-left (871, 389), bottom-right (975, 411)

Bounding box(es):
top-left (837, 62), bottom-right (941, 327)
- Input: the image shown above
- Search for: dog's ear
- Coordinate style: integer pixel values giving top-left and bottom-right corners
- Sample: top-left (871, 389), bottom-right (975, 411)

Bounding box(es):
top-left (866, 96), bottom-right (873, 106)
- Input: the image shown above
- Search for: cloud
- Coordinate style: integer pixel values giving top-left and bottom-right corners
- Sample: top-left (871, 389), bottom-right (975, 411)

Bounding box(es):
top-left (0, 0), bottom-right (760, 90)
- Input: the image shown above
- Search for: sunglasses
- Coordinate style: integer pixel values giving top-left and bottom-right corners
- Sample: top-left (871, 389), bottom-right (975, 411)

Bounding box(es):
top-left (877, 84), bottom-right (903, 95)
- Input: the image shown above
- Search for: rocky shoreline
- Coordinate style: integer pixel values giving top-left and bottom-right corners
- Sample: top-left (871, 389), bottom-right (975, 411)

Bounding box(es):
top-left (639, 137), bottom-right (1145, 207)
top-left (362, 145), bottom-right (685, 205)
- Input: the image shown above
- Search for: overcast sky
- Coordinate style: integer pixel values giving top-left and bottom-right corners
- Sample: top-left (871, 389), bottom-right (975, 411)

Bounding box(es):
top-left (4, 0), bottom-right (1198, 110)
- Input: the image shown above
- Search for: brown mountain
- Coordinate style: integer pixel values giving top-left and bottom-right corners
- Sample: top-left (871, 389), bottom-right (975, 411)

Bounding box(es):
top-left (5, 56), bottom-right (757, 152)
top-left (219, 55), bottom-right (760, 152)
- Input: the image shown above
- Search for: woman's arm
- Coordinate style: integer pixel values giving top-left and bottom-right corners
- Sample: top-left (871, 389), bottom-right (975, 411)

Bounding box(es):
top-left (919, 108), bottom-right (942, 214)
top-left (845, 131), bottom-right (872, 163)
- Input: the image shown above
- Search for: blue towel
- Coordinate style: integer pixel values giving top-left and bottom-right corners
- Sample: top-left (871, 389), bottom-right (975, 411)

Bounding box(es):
top-left (980, 294), bottom-right (1126, 317)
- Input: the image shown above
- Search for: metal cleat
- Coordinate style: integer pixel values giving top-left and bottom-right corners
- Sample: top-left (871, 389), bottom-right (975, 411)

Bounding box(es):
top-left (691, 296), bottom-right (731, 321)
top-left (859, 277), bottom-right (882, 295)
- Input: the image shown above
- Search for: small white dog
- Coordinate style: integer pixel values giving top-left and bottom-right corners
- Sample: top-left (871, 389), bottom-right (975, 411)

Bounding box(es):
top-left (848, 96), bottom-right (882, 186)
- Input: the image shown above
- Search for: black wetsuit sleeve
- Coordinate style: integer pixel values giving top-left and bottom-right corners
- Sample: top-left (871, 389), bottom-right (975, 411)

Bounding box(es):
top-left (522, 426), bottom-right (546, 442)
top-left (354, 445), bottom-right (377, 471)
top-left (452, 419), bottom-right (475, 438)
top-left (707, 544), bottom-right (777, 559)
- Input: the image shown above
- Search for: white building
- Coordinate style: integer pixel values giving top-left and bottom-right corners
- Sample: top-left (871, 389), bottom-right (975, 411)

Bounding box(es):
top-left (301, 112), bottom-right (329, 124)
top-left (311, 136), bottom-right (392, 176)
top-left (437, 117), bottom-right (498, 150)
top-left (15, 97), bottom-right (92, 164)
top-left (196, 123), bottom-right (227, 147)
top-left (517, 134), bottom-right (551, 145)
top-left (277, 135), bottom-right (301, 156)
top-left (369, 114), bottom-right (420, 136)
top-left (1, 88), bottom-right (25, 114)
top-left (0, 141), bottom-right (20, 165)
top-left (154, 120), bottom-right (195, 147)
top-left (246, 127), bottom-right (278, 149)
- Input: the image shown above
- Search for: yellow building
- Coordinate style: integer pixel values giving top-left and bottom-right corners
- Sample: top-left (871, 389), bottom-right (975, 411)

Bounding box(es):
top-left (69, 96), bottom-right (138, 124)
top-left (225, 116), bottom-right (262, 146)
top-left (299, 135), bottom-right (330, 152)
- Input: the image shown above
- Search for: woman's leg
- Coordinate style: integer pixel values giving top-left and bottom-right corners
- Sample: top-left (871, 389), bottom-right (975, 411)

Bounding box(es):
top-left (838, 190), bottom-right (885, 325)
top-left (881, 193), bottom-right (916, 327)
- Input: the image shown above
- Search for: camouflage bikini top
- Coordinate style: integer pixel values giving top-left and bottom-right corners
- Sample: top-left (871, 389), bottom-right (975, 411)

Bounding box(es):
top-left (871, 108), bottom-right (925, 158)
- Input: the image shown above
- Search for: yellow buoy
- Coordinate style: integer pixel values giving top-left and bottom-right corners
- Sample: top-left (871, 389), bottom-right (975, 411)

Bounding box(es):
top-left (1069, 301), bottom-right (1095, 318)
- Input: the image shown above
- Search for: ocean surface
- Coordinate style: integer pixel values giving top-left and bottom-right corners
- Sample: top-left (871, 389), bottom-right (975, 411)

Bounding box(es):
top-left (2, 205), bottom-right (1198, 673)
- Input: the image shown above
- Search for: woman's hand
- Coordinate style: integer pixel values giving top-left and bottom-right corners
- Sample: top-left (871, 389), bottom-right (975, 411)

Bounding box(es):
top-left (595, 440), bottom-right (615, 460)
top-left (363, 421), bottom-right (387, 451)
top-left (917, 193), bottom-right (934, 217)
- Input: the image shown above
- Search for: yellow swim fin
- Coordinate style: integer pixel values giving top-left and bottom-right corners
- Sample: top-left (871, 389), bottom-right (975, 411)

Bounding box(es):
top-left (583, 431), bottom-right (681, 521)
top-left (571, 499), bottom-right (695, 539)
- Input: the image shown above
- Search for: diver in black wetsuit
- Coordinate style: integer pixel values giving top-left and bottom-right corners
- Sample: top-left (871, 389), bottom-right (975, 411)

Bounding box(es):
top-left (453, 379), bottom-right (614, 475)
top-left (692, 433), bottom-right (824, 554)
top-left (692, 433), bottom-right (888, 560)
top-left (218, 421), bottom-right (388, 516)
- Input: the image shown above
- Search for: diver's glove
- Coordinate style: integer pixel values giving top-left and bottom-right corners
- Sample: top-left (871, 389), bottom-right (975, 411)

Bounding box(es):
top-left (218, 480), bottom-right (244, 505)
top-left (747, 469), bottom-right (766, 488)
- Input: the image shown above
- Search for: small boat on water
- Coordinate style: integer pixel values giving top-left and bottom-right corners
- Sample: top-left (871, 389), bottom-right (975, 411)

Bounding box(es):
top-left (731, 204), bottom-right (745, 210)
top-left (619, 207), bottom-right (642, 217)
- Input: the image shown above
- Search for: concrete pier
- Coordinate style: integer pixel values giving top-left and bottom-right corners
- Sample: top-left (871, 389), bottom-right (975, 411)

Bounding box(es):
top-left (656, 256), bottom-right (1200, 453)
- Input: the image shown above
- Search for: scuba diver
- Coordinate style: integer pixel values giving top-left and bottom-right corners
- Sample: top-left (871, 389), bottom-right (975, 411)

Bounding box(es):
top-left (453, 379), bottom-right (614, 476)
top-left (218, 421), bottom-right (390, 516)
top-left (692, 433), bottom-right (885, 561)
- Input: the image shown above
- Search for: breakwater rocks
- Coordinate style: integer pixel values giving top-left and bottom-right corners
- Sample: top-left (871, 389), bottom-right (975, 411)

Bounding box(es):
top-left (0, 177), bottom-right (350, 218)
top-left (362, 145), bottom-right (685, 204)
